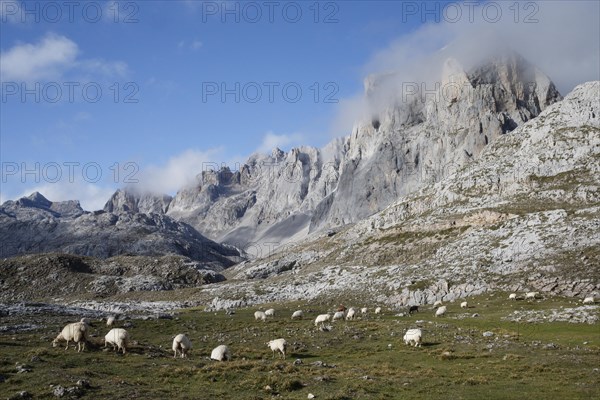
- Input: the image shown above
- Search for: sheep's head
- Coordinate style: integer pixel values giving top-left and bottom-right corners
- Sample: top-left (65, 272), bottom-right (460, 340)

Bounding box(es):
top-left (52, 336), bottom-right (61, 347)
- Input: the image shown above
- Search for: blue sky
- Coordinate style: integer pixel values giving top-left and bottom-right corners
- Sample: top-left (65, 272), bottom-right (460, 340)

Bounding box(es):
top-left (1, 1), bottom-right (599, 210)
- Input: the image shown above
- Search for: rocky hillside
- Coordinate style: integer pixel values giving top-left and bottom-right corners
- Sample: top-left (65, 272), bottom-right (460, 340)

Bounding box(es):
top-left (0, 192), bottom-right (241, 268)
top-left (0, 253), bottom-right (226, 302)
top-left (104, 52), bottom-right (562, 251)
top-left (194, 81), bottom-right (600, 310)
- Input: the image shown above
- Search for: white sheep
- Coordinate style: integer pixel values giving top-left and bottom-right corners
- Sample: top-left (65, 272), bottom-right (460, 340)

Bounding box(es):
top-left (314, 313), bottom-right (331, 327)
top-left (254, 311), bottom-right (267, 322)
top-left (435, 306), bottom-right (447, 317)
top-left (291, 310), bottom-right (303, 320)
top-left (52, 322), bottom-right (88, 352)
top-left (172, 334), bottom-right (192, 359)
top-left (433, 300), bottom-right (443, 308)
top-left (583, 296), bottom-right (595, 305)
top-left (525, 292), bottom-right (540, 300)
top-left (265, 308), bottom-right (275, 317)
top-left (105, 328), bottom-right (129, 355)
top-left (211, 344), bottom-right (231, 361)
top-left (460, 301), bottom-right (468, 309)
top-left (403, 328), bottom-right (422, 347)
top-left (106, 316), bottom-right (116, 326)
top-left (267, 338), bottom-right (287, 359)
top-left (361, 307), bottom-right (368, 314)
top-left (346, 308), bottom-right (356, 320)
top-left (332, 311), bottom-right (345, 321)
top-left (508, 293), bottom-right (517, 300)
top-left (374, 307), bottom-right (382, 314)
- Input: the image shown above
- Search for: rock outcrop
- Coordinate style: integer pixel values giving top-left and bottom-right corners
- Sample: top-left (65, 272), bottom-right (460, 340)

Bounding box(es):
top-left (0, 192), bottom-right (240, 268)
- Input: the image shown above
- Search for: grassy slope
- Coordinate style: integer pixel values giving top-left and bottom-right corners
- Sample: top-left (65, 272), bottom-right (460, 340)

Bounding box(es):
top-left (1, 293), bottom-right (599, 399)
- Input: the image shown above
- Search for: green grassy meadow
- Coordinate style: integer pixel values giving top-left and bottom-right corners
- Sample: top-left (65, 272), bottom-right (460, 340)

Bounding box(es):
top-left (1, 293), bottom-right (598, 399)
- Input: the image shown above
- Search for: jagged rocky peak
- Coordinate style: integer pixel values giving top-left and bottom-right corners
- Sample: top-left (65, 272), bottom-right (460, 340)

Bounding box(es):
top-left (308, 52), bottom-right (564, 232)
top-left (363, 51), bottom-right (561, 133)
top-left (5, 192), bottom-right (84, 217)
top-left (466, 51), bottom-right (562, 119)
top-left (201, 166), bottom-right (241, 187)
top-left (25, 191), bottom-right (52, 207)
top-left (103, 188), bottom-right (172, 214)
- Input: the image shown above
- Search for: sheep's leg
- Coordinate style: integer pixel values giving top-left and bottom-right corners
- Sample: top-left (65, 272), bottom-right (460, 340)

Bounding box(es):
top-left (65, 339), bottom-right (70, 351)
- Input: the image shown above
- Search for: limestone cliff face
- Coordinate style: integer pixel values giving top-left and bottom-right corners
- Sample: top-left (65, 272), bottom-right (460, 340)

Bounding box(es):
top-left (310, 52), bottom-right (561, 230)
top-left (104, 189), bottom-right (172, 214)
top-left (165, 141), bottom-right (345, 247)
top-left (103, 53), bottom-right (561, 250)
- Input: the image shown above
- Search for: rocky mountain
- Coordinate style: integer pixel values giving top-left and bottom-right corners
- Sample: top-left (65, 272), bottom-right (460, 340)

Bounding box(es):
top-left (104, 52), bottom-right (562, 253)
top-left (1, 54), bottom-right (597, 308)
top-left (0, 192), bottom-right (241, 269)
top-left (201, 80), bottom-right (599, 309)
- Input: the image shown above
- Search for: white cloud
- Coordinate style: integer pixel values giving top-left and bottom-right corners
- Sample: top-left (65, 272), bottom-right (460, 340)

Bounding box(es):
top-left (137, 148), bottom-right (225, 194)
top-left (330, 0), bottom-right (600, 136)
top-left (0, 33), bottom-right (129, 83)
top-left (257, 131), bottom-right (305, 154)
top-left (191, 40), bottom-right (203, 50)
top-left (0, 33), bottom-right (78, 81)
top-left (78, 59), bottom-right (129, 77)
top-left (177, 39), bottom-right (203, 51)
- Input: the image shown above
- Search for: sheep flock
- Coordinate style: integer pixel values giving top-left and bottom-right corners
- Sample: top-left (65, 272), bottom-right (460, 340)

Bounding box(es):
top-left (46, 291), bottom-right (596, 364)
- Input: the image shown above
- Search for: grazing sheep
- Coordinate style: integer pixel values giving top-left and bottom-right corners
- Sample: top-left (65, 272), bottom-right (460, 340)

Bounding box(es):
top-left (460, 301), bottom-right (468, 309)
top-left (508, 293), bottom-right (517, 300)
top-left (314, 314), bottom-right (331, 327)
top-left (346, 308), bottom-right (356, 320)
top-left (52, 322), bottom-right (88, 352)
top-left (267, 338), bottom-right (287, 359)
top-left (106, 316), bottom-right (116, 326)
top-left (211, 345), bottom-right (231, 361)
top-left (361, 307), bottom-right (368, 314)
top-left (433, 300), bottom-right (443, 308)
top-left (408, 305), bottom-right (419, 315)
top-left (254, 311), bottom-right (267, 322)
top-left (332, 311), bottom-right (345, 321)
top-left (105, 328), bottom-right (129, 355)
top-left (375, 307), bottom-right (382, 314)
top-left (265, 308), bottom-right (275, 317)
top-left (403, 328), bottom-right (422, 347)
top-left (435, 306), bottom-right (447, 317)
top-left (172, 334), bottom-right (192, 359)
top-left (291, 310), bottom-right (303, 320)
top-left (525, 292), bottom-right (540, 300)
top-left (583, 296), bottom-right (595, 305)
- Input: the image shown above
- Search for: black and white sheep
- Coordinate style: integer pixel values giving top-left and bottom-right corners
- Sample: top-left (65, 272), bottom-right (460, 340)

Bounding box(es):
top-left (105, 328), bottom-right (129, 354)
top-left (52, 322), bottom-right (88, 352)
top-left (314, 314), bottom-right (331, 327)
top-left (267, 338), bottom-right (287, 359)
top-left (172, 334), bottom-right (192, 358)
top-left (211, 345), bottom-right (231, 361)
top-left (403, 328), bottom-right (422, 347)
